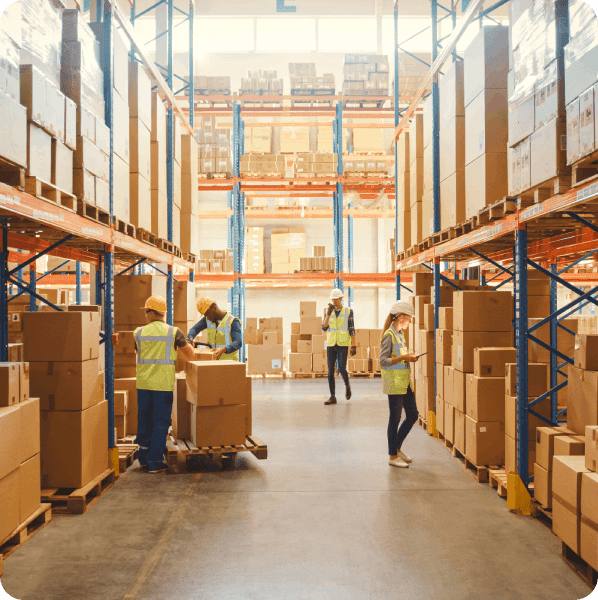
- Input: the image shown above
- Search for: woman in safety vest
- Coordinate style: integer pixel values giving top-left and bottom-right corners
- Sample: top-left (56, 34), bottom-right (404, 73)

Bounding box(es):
top-left (187, 297), bottom-right (243, 361)
top-left (380, 301), bottom-right (419, 468)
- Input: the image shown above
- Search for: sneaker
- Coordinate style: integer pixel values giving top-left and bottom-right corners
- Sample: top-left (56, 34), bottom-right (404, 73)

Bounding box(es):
top-left (147, 463), bottom-right (168, 473)
top-left (397, 451), bottom-right (412, 463)
top-left (345, 386), bottom-right (352, 400)
top-left (324, 396), bottom-right (337, 405)
top-left (389, 458), bottom-right (409, 468)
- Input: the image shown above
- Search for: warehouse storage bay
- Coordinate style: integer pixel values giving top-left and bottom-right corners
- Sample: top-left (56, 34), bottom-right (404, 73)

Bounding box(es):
top-left (0, 0), bottom-right (597, 598)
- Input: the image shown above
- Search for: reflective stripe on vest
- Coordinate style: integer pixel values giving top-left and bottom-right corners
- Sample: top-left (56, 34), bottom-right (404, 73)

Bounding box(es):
top-left (135, 326), bottom-right (176, 365)
top-left (327, 306), bottom-right (351, 347)
top-left (206, 312), bottom-right (240, 361)
top-left (135, 321), bottom-right (177, 391)
top-left (381, 328), bottom-right (412, 395)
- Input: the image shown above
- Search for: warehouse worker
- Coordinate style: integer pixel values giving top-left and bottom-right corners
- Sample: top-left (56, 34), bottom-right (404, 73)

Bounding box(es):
top-left (135, 296), bottom-right (196, 474)
top-left (187, 297), bottom-right (243, 361)
top-left (322, 288), bottom-right (357, 405)
top-left (380, 301), bottom-right (419, 468)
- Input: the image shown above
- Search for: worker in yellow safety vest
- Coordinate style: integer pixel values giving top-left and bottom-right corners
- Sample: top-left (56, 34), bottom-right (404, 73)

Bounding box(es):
top-left (380, 301), bottom-right (419, 469)
top-left (135, 296), bottom-right (195, 473)
top-left (322, 288), bottom-right (357, 405)
top-left (187, 297), bottom-right (243, 361)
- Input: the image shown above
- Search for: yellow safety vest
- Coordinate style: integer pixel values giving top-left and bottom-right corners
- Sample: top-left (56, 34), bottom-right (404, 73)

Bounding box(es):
top-left (134, 320), bottom-right (176, 392)
top-left (327, 306), bottom-right (351, 347)
top-left (381, 327), bottom-right (412, 395)
top-left (207, 312), bottom-right (240, 361)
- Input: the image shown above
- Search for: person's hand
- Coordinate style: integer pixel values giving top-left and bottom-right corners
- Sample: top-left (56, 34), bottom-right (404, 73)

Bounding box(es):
top-left (326, 304), bottom-right (334, 316)
top-left (400, 353), bottom-right (418, 363)
top-left (350, 346), bottom-right (357, 357)
top-left (212, 348), bottom-right (226, 360)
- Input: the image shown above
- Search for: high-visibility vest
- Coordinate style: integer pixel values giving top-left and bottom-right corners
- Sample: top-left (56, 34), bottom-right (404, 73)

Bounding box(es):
top-left (381, 327), bottom-right (412, 395)
top-left (134, 320), bottom-right (176, 391)
top-left (207, 312), bottom-right (240, 361)
top-left (327, 306), bottom-right (351, 347)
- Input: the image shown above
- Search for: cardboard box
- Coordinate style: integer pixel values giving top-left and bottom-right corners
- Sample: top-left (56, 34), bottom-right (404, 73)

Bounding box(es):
top-left (114, 275), bottom-right (167, 326)
top-left (296, 340), bottom-right (312, 354)
top-left (413, 272), bottom-right (433, 295)
top-left (246, 345), bottom-right (284, 375)
top-left (186, 361), bottom-right (250, 407)
top-left (0, 363), bottom-right (19, 406)
top-left (300, 316), bottom-right (322, 336)
top-left (312, 354), bottom-right (327, 373)
top-left (465, 375), bottom-right (505, 422)
top-left (465, 88), bottom-right (508, 165)
top-left (312, 334), bottom-right (326, 355)
top-left (439, 307), bottom-right (453, 330)
top-left (529, 317), bottom-right (578, 363)
top-left (567, 366), bottom-right (598, 435)
top-left (452, 368), bottom-right (467, 413)
top-left (505, 434), bottom-right (536, 476)
top-left (473, 347), bottom-right (517, 377)
top-left (505, 394), bottom-right (550, 440)
top-left (453, 290), bottom-right (513, 332)
top-left (300, 302), bottom-right (317, 317)
top-left (586, 426), bottom-right (598, 472)
top-left (536, 426), bottom-right (578, 471)
top-left (454, 409), bottom-right (465, 453)
top-left (353, 329), bottom-right (369, 348)
top-left (465, 416), bottom-right (505, 466)
top-left (437, 397), bottom-right (445, 436)
top-left (575, 335), bottom-right (598, 371)
top-left (445, 404), bottom-right (455, 443)
top-left (580, 517), bottom-right (598, 571)
top-left (436, 329), bottom-right (453, 365)
top-left (554, 435), bottom-right (585, 457)
top-left (581, 472), bottom-right (598, 530)
top-left (20, 453), bottom-right (40, 522)
top-left (263, 332), bottom-right (279, 346)
top-left (23, 311), bottom-right (100, 362)
top-left (289, 353), bottom-right (312, 373)
top-left (114, 390), bottom-right (128, 416)
top-left (30, 360), bottom-right (104, 411)
top-left (19, 398), bottom-right (40, 464)
top-left (40, 400), bottom-right (108, 488)
top-left (444, 365), bottom-right (454, 407)
top-left (534, 462), bottom-right (552, 508)
top-left (452, 331), bottom-right (513, 373)
top-left (423, 304), bottom-right (435, 331)
top-left (505, 362), bottom-right (549, 397)
top-left (465, 152), bottom-right (509, 218)
top-left (191, 404), bottom-right (246, 447)
top-left (419, 331), bottom-right (435, 377)
top-left (173, 281), bottom-right (196, 322)
top-left (114, 378), bottom-right (138, 435)
top-left (0, 468), bottom-right (20, 543)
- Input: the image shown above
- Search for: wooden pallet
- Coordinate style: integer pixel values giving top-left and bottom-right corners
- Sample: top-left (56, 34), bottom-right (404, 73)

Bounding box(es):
top-left (287, 372), bottom-right (328, 379)
top-left (0, 504), bottom-right (52, 560)
top-left (450, 446), bottom-right (492, 483)
top-left (0, 156), bottom-right (26, 190)
top-left (342, 99), bottom-right (387, 109)
top-left (135, 228), bottom-right (157, 247)
top-left (117, 435), bottom-right (137, 445)
top-left (431, 226), bottom-right (458, 245)
top-left (41, 468), bottom-right (116, 515)
top-left (530, 499), bottom-right (553, 528)
top-left (518, 173), bottom-right (572, 207)
top-left (418, 416), bottom-right (428, 432)
top-left (76, 200), bottom-right (110, 227)
top-left (249, 372), bottom-right (287, 379)
top-left (173, 245), bottom-right (182, 259)
top-left (117, 444), bottom-right (139, 473)
top-left (349, 372), bottom-right (381, 378)
top-left (183, 252), bottom-right (197, 263)
top-left (290, 97), bottom-right (335, 108)
top-left (561, 542), bottom-right (598, 590)
top-left (489, 469), bottom-right (508, 498)
top-left (156, 237), bottom-right (175, 253)
top-left (571, 149), bottom-right (598, 187)
top-left (113, 217), bottom-right (135, 237)
top-left (199, 172), bottom-right (233, 179)
top-left (477, 197), bottom-right (517, 226)
top-left (165, 435), bottom-right (268, 473)
top-left (24, 176), bottom-right (77, 211)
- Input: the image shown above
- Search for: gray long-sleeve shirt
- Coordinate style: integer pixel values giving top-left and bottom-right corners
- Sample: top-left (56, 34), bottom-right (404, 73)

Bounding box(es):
top-left (380, 325), bottom-right (409, 370)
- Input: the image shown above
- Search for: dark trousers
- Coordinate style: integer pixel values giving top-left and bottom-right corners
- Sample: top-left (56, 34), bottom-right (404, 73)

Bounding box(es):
top-left (387, 386), bottom-right (418, 456)
top-left (136, 389), bottom-right (174, 470)
top-left (327, 345), bottom-right (350, 397)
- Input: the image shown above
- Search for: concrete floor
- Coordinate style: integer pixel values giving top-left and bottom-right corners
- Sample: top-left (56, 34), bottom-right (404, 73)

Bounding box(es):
top-left (1, 379), bottom-right (592, 600)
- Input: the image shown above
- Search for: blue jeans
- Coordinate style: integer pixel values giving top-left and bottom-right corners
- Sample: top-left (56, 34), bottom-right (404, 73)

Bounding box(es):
top-left (327, 345), bottom-right (349, 397)
top-left (387, 386), bottom-right (418, 456)
top-left (136, 389), bottom-right (174, 471)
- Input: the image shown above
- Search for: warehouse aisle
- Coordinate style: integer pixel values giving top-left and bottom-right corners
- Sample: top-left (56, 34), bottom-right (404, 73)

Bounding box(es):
top-left (1, 379), bottom-right (591, 600)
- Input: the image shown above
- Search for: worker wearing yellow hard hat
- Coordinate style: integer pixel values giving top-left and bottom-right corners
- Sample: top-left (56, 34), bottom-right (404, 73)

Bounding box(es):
top-left (187, 296), bottom-right (243, 361)
top-left (134, 296), bottom-right (195, 473)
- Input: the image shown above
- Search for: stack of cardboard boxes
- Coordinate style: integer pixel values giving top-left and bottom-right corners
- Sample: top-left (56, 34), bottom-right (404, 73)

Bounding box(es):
top-left (24, 309), bottom-right (107, 489)
top-left (409, 114), bottom-right (424, 244)
top-left (150, 91), bottom-right (167, 239)
top-left (280, 125), bottom-right (310, 154)
top-left (289, 302), bottom-right (324, 374)
top-left (290, 63), bottom-right (334, 95)
top-left (271, 227), bottom-right (306, 274)
top-left (240, 153), bottom-right (284, 175)
top-left (197, 249), bottom-right (234, 274)
top-left (299, 245), bottom-right (335, 273)
top-left (344, 158), bottom-right (388, 174)
top-left (580, 425), bottom-right (598, 570)
top-left (196, 115), bottom-right (232, 176)
top-left (192, 76), bottom-right (231, 95)
top-left (347, 329), bottom-right (382, 374)
top-left (342, 54), bottom-right (389, 96)
top-left (393, 53), bottom-right (432, 99)
top-left (395, 133), bottom-right (411, 252)
top-left (317, 118), bottom-right (334, 152)
top-left (243, 127), bottom-right (273, 155)
top-left (240, 70), bottom-right (283, 95)
top-left (295, 153), bottom-right (338, 176)
top-left (245, 317), bottom-right (284, 375)
top-left (180, 134), bottom-right (199, 256)
top-left (246, 227), bottom-right (265, 274)
top-left (422, 97), bottom-right (434, 239)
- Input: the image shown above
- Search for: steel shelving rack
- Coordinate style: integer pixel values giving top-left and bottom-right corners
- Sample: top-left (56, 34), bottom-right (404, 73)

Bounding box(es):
top-left (392, 0), bottom-right (598, 500)
top-left (0, 0), bottom-right (196, 468)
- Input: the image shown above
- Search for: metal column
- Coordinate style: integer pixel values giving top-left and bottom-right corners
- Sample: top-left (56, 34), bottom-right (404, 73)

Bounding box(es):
top-left (29, 253), bottom-right (36, 312)
top-left (550, 261), bottom-right (558, 423)
top-left (0, 222), bottom-right (8, 362)
top-left (165, 0), bottom-right (174, 326)
top-left (394, 0), bottom-right (400, 300)
top-left (334, 102), bottom-right (344, 293)
top-left (75, 262), bottom-right (82, 305)
top-left (188, 0), bottom-right (194, 129)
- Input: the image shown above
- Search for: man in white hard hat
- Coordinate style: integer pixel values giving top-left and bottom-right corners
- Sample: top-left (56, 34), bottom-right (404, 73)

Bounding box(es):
top-left (322, 288), bottom-right (356, 405)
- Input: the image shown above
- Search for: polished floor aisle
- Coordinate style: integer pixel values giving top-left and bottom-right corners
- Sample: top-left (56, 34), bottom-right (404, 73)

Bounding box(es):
top-left (1, 379), bottom-right (592, 600)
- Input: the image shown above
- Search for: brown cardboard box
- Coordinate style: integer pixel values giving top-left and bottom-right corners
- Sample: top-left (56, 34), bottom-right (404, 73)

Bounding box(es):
top-left (452, 331), bottom-right (512, 373)
top-left (465, 416), bottom-right (505, 466)
top-left (505, 394), bottom-right (550, 440)
top-left (0, 364), bottom-right (19, 406)
top-left (289, 353), bottom-right (312, 373)
top-left (0, 405), bottom-right (22, 480)
top-left (567, 366), bottom-right (598, 435)
top-left (413, 272), bottom-right (433, 295)
top-left (186, 361), bottom-right (248, 407)
top-left (114, 275), bottom-right (167, 326)
top-left (529, 317), bottom-right (578, 363)
top-left (553, 455), bottom-right (590, 553)
top-left (445, 404), bottom-right (455, 443)
top-left (297, 340), bottom-right (312, 353)
top-left (437, 397), bottom-right (445, 436)
top-left (454, 409), bottom-right (465, 453)
top-left (114, 390), bottom-right (128, 416)
top-left (0, 468), bottom-right (20, 543)
top-left (575, 335), bottom-right (598, 371)
top-left (444, 366), bottom-right (454, 407)
top-left (263, 332), bottom-right (279, 346)
top-left (19, 398), bottom-right (40, 464)
top-left (586, 426), bottom-right (598, 472)
top-left (173, 281), bottom-right (196, 322)
top-left (414, 296), bottom-right (431, 329)
top-left (300, 316), bottom-right (322, 336)
top-left (580, 518), bottom-right (598, 571)
top-left (554, 435), bottom-right (585, 457)
top-left (473, 347), bottom-right (517, 377)
top-left (354, 329), bottom-right (370, 348)
top-left (115, 414), bottom-right (126, 439)
top-left (527, 296), bottom-right (550, 318)
top-left (536, 426), bottom-right (578, 471)
top-left (115, 379), bottom-right (138, 435)
top-left (465, 375), bottom-right (505, 422)
top-left (173, 373), bottom-right (191, 439)
top-left (439, 307), bottom-right (453, 330)
top-left (423, 304), bottom-right (435, 331)
top-left (437, 364), bottom-right (444, 399)
top-left (30, 360), bottom-right (104, 411)
top-left (300, 301), bottom-right (317, 317)
top-left (419, 331), bottom-right (435, 377)
top-left (312, 354), bottom-right (327, 373)
top-left (453, 290), bottom-right (513, 332)
top-left (581, 472), bottom-right (598, 530)
top-left (505, 362), bottom-right (549, 397)
top-left (246, 345), bottom-right (284, 375)
top-left (312, 334), bottom-right (326, 355)
top-left (534, 462), bottom-right (552, 508)
top-left (291, 322), bottom-right (300, 334)
top-left (20, 453), bottom-right (40, 522)
top-left (40, 400), bottom-right (108, 489)
top-left (452, 368), bottom-right (467, 413)
top-left (191, 404), bottom-right (246, 447)
top-left (23, 311), bottom-right (100, 362)
top-left (505, 434), bottom-right (536, 476)
top-left (436, 329), bottom-right (453, 365)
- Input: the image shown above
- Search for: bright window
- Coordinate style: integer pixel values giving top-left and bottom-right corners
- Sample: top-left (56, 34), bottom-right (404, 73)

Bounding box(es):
top-left (318, 18), bottom-right (376, 52)
top-left (381, 17), bottom-right (432, 55)
top-left (194, 18), bottom-right (254, 53)
top-left (256, 18), bottom-right (316, 52)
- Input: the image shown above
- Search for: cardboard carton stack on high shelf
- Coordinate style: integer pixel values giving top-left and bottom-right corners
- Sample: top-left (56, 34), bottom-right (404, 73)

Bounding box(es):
top-left (290, 63), bottom-right (335, 96)
top-left (245, 317), bottom-right (284, 376)
top-left (580, 424), bottom-right (598, 571)
top-left (508, 0), bottom-right (574, 197)
top-left (192, 75), bottom-right (231, 96)
top-left (421, 97), bottom-right (434, 240)
top-left (289, 302), bottom-right (324, 374)
top-left (196, 115), bottom-right (232, 177)
top-left (295, 153), bottom-right (338, 176)
top-left (564, 1), bottom-right (598, 170)
top-left (464, 26), bottom-right (509, 219)
top-left (22, 309), bottom-right (108, 490)
top-left (392, 52), bottom-right (432, 101)
top-left (240, 153), bottom-right (284, 175)
top-left (395, 133), bottom-right (411, 253)
top-left (180, 133), bottom-right (199, 256)
top-left (347, 329), bottom-right (382, 375)
top-left (240, 69), bottom-right (283, 95)
top-left (299, 246), bottom-right (335, 274)
top-left (409, 114), bottom-right (424, 245)
top-left (271, 228), bottom-right (306, 274)
top-left (342, 54), bottom-right (389, 97)
top-left (197, 249), bottom-right (234, 274)
top-left (246, 227), bottom-right (265, 274)
top-left (150, 91), bottom-right (167, 239)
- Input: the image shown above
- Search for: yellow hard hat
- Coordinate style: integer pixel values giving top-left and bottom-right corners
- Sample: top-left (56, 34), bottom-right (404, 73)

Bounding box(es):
top-left (197, 296), bottom-right (215, 315)
top-left (142, 295), bottom-right (167, 315)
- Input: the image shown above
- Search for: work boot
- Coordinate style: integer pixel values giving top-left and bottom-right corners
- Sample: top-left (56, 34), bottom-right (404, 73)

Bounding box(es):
top-left (324, 396), bottom-right (337, 405)
top-left (345, 386), bottom-right (352, 400)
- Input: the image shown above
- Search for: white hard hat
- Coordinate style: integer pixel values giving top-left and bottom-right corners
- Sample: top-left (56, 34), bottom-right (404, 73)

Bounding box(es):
top-left (330, 288), bottom-right (344, 300)
top-left (390, 300), bottom-right (415, 316)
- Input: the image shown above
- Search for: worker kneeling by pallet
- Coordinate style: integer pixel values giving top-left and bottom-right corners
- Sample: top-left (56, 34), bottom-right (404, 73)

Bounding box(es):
top-left (185, 361), bottom-right (252, 447)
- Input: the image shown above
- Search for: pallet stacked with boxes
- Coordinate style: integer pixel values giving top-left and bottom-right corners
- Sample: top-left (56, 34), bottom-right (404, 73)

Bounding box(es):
top-left (342, 54), bottom-right (388, 97)
top-left (180, 133), bottom-right (199, 257)
top-left (245, 318), bottom-right (284, 376)
top-left (409, 114), bottom-right (424, 244)
top-left (240, 153), bottom-right (284, 176)
top-left (299, 246), bottom-right (335, 273)
top-left (246, 227), bottom-right (265, 274)
top-left (295, 153), bottom-right (338, 177)
top-left (580, 425), bottom-right (598, 571)
top-left (435, 303), bottom-right (452, 441)
top-left (508, 0), bottom-right (570, 199)
top-left (422, 97), bottom-right (434, 238)
top-left (150, 91), bottom-right (167, 239)
top-left (290, 63), bottom-right (334, 95)
top-left (197, 249), bottom-right (234, 273)
top-left (271, 227), bottom-right (306, 274)
top-left (192, 75), bottom-right (231, 96)
top-left (395, 133), bottom-right (410, 252)
top-left (289, 302), bottom-right (324, 374)
top-left (196, 116), bottom-right (232, 177)
top-left (347, 329), bottom-right (382, 375)
top-left (239, 70), bottom-right (283, 95)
